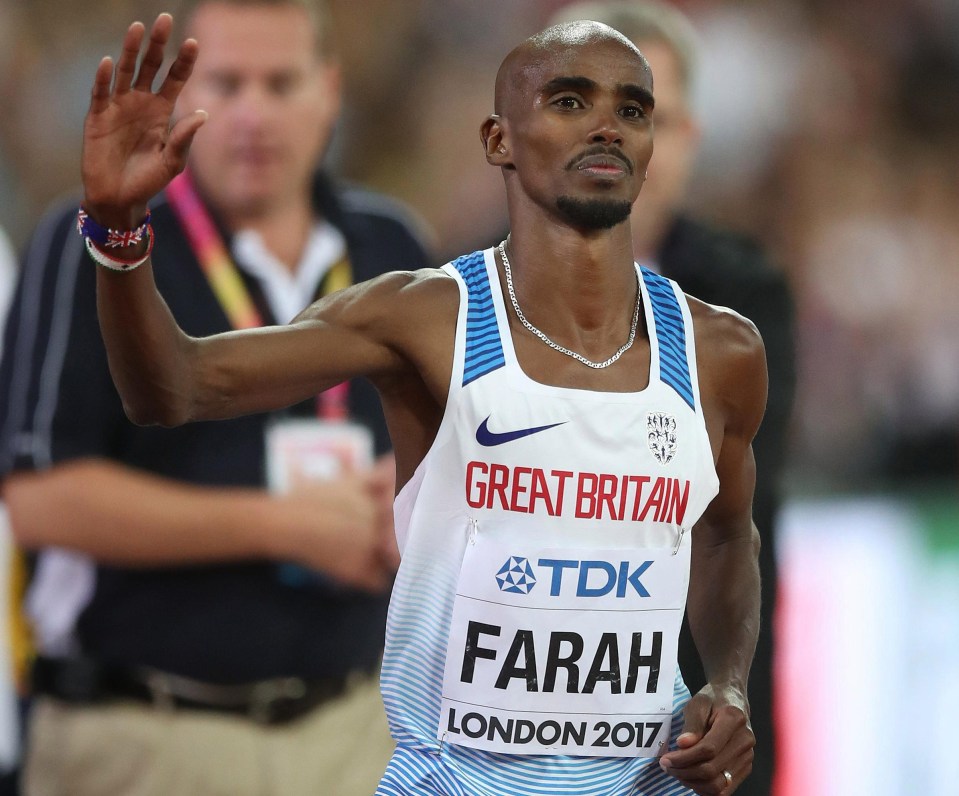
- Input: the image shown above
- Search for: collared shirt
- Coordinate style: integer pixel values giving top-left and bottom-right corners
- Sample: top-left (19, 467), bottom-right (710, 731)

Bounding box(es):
top-left (0, 175), bottom-right (432, 681)
top-left (232, 222), bottom-right (346, 324)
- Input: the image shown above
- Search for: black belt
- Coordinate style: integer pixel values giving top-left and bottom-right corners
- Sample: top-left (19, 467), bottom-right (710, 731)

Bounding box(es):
top-left (32, 656), bottom-right (374, 725)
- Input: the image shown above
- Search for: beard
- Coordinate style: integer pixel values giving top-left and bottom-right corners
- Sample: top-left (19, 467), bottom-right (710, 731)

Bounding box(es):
top-left (556, 196), bottom-right (632, 231)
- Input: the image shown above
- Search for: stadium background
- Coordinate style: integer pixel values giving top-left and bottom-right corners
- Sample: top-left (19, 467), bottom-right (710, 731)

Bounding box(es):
top-left (0, 1), bottom-right (957, 793)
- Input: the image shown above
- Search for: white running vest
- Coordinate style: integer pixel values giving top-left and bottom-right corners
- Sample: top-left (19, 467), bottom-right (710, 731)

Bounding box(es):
top-left (379, 248), bottom-right (719, 796)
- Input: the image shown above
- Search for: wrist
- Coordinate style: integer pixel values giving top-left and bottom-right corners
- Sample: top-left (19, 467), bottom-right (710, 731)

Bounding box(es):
top-left (77, 206), bottom-right (154, 271)
top-left (81, 201), bottom-right (149, 231)
top-left (705, 677), bottom-right (750, 706)
top-left (257, 492), bottom-right (300, 562)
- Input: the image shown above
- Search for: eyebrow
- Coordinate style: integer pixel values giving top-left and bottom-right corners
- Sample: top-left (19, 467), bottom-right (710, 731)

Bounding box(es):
top-left (540, 76), bottom-right (598, 95)
top-left (620, 83), bottom-right (655, 110)
top-left (539, 76), bottom-right (655, 109)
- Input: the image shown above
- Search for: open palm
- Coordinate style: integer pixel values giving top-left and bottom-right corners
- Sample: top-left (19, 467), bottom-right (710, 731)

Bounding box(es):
top-left (82, 14), bottom-right (206, 224)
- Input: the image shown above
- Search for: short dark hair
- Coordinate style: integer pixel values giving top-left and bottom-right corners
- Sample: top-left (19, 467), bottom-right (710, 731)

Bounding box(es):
top-left (550, 1), bottom-right (699, 97)
top-left (172, 0), bottom-right (335, 57)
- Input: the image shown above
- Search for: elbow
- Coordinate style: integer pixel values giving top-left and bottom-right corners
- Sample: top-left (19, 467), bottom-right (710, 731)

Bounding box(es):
top-left (120, 389), bottom-right (193, 428)
top-left (5, 475), bottom-right (51, 551)
top-left (750, 521), bottom-right (762, 560)
top-left (122, 401), bottom-right (189, 428)
top-left (7, 509), bottom-right (41, 551)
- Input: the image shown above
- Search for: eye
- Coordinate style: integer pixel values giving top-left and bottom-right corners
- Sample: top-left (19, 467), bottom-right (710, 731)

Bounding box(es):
top-left (620, 104), bottom-right (647, 120)
top-left (553, 95), bottom-right (584, 110)
top-left (268, 72), bottom-right (301, 97)
top-left (206, 73), bottom-right (241, 97)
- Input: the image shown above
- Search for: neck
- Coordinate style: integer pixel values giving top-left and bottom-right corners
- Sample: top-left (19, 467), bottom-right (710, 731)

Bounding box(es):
top-left (225, 196), bottom-right (315, 274)
top-left (504, 210), bottom-right (639, 341)
top-left (509, 214), bottom-right (635, 289)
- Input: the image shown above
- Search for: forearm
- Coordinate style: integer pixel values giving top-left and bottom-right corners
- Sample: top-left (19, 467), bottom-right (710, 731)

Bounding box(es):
top-left (686, 523), bottom-right (761, 694)
top-left (4, 458), bottom-right (279, 566)
top-left (96, 260), bottom-right (200, 426)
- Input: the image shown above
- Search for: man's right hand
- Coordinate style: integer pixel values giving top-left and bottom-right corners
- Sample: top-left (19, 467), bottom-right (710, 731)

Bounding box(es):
top-left (82, 13), bottom-right (206, 228)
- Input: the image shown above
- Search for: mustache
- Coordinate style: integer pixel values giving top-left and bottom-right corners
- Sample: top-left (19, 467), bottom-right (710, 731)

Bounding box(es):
top-left (566, 145), bottom-right (634, 175)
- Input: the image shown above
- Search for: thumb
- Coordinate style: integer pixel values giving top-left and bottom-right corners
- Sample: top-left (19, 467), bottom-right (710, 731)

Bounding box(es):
top-left (678, 693), bottom-right (711, 747)
top-left (165, 109), bottom-right (208, 172)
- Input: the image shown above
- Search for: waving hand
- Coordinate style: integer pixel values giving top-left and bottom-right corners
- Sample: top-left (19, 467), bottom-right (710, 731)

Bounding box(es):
top-left (82, 13), bottom-right (206, 226)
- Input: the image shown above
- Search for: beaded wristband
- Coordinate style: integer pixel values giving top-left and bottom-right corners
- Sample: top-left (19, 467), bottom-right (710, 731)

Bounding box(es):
top-left (77, 207), bottom-right (152, 248)
top-left (84, 226), bottom-right (154, 271)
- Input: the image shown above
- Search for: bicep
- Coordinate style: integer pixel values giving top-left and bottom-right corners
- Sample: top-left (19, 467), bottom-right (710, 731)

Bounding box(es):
top-left (697, 317), bottom-right (769, 547)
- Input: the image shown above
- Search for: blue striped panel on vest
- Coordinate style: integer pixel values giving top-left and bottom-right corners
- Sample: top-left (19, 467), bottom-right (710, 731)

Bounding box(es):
top-left (641, 268), bottom-right (695, 410)
top-left (377, 669), bottom-right (696, 795)
top-left (452, 251), bottom-right (505, 386)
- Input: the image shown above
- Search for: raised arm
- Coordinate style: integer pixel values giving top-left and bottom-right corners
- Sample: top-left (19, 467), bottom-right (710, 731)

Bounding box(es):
top-left (661, 307), bottom-right (767, 795)
top-left (82, 14), bottom-right (404, 426)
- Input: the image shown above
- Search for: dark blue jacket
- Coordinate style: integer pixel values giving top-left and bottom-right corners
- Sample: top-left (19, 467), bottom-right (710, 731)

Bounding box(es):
top-left (0, 174), bottom-right (432, 682)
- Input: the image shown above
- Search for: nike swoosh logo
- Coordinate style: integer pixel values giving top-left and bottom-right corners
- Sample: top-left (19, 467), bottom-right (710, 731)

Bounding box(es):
top-left (475, 416), bottom-right (567, 447)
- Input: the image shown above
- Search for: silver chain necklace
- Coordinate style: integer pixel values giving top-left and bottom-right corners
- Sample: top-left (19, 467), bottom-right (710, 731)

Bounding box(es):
top-left (498, 240), bottom-right (642, 369)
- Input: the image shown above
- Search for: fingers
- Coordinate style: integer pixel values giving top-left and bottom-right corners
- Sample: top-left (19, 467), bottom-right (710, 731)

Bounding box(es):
top-left (666, 753), bottom-right (752, 795)
top-left (89, 57), bottom-right (115, 115)
top-left (93, 14), bottom-right (194, 110)
top-left (113, 21), bottom-right (146, 95)
top-left (165, 110), bottom-right (208, 174)
top-left (158, 37), bottom-right (200, 104)
top-left (717, 764), bottom-right (745, 795)
top-left (660, 707), bottom-right (754, 795)
top-left (133, 13), bottom-right (174, 91)
top-left (662, 707), bottom-right (737, 768)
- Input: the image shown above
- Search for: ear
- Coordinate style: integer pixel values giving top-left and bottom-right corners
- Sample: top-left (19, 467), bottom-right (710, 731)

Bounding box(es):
top-left (480, 114), bottom-right (512, 167)
top-left (316, 59), bottom-right (343, 127)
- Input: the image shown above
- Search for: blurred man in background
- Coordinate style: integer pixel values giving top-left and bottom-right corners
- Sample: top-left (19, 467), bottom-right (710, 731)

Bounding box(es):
top-left (0, 1), bottom-right (431, 794)
top-left (551, 3), bottom-right (796, 793)
top-left (0, 224), bottom-right (19, 796)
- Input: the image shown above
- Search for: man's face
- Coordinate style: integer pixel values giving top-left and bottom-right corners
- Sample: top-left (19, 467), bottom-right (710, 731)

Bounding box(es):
top-left (633, 39), bottom-right (699, 222)
top-left (499, 37), bottom-right (655, 230)
top-left (177, 2), bottom-right (339, 219)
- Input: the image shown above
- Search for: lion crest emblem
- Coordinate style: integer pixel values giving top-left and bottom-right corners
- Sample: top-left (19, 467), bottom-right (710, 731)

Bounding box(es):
top-left (646, 412), bottom-right (678, 465)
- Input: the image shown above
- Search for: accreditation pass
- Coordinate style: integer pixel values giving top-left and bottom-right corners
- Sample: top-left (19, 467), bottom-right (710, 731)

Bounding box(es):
top-left (438, 534), bottom-right (688, 757)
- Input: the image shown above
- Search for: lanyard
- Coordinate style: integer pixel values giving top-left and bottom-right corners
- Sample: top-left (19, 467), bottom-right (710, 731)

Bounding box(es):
top-left (166, 170), bottom-right (352, 420)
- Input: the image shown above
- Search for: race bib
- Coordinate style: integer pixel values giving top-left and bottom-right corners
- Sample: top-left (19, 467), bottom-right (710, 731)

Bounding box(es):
top-left (438, 533), bottom-right (688, 757)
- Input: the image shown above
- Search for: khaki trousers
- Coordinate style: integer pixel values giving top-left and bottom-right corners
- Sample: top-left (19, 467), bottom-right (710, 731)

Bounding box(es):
top-left (23, 673), bottom-right (393, 796)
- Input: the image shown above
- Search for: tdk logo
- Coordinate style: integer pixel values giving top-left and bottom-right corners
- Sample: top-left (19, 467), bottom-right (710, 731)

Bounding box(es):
top-left (495, 557), bottom-right (537, 594)
top-left (497, 557), bottom-right (653, 598)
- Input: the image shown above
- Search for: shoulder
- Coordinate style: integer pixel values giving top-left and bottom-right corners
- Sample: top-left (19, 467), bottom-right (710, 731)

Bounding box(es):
top-left (688, 296), bottom-right (764, 357)
top-left (295, 265), bottom-right (460, 388)
top-left (355, 264), bottom-right (457, 304)
top-left (688, 296), bottom-right (768, 436)
top-left (299, 265), bottom-right (458, 329)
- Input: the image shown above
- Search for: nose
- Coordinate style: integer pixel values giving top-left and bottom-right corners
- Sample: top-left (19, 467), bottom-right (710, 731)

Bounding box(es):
top-left (588, 110), bottom-right (624, 146)
top-left (229, 85), bottom-right (271, 129)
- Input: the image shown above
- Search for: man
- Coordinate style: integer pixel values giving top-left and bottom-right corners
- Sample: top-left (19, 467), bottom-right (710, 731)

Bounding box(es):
top-left (0, 2), bottom-right (431, 794)
top-left (0, 225), bottom-right (19, 796)
top-left (548, 4), bottom-right (796, 794)
top-left (77, 13), bottom-right (764, 795)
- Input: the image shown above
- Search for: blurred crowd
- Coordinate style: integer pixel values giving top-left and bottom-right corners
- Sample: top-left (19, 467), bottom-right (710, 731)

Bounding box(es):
top-left (1, 0), bottom-right (957, 484)
top-left (0, 1), bottom-right (955, 793)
